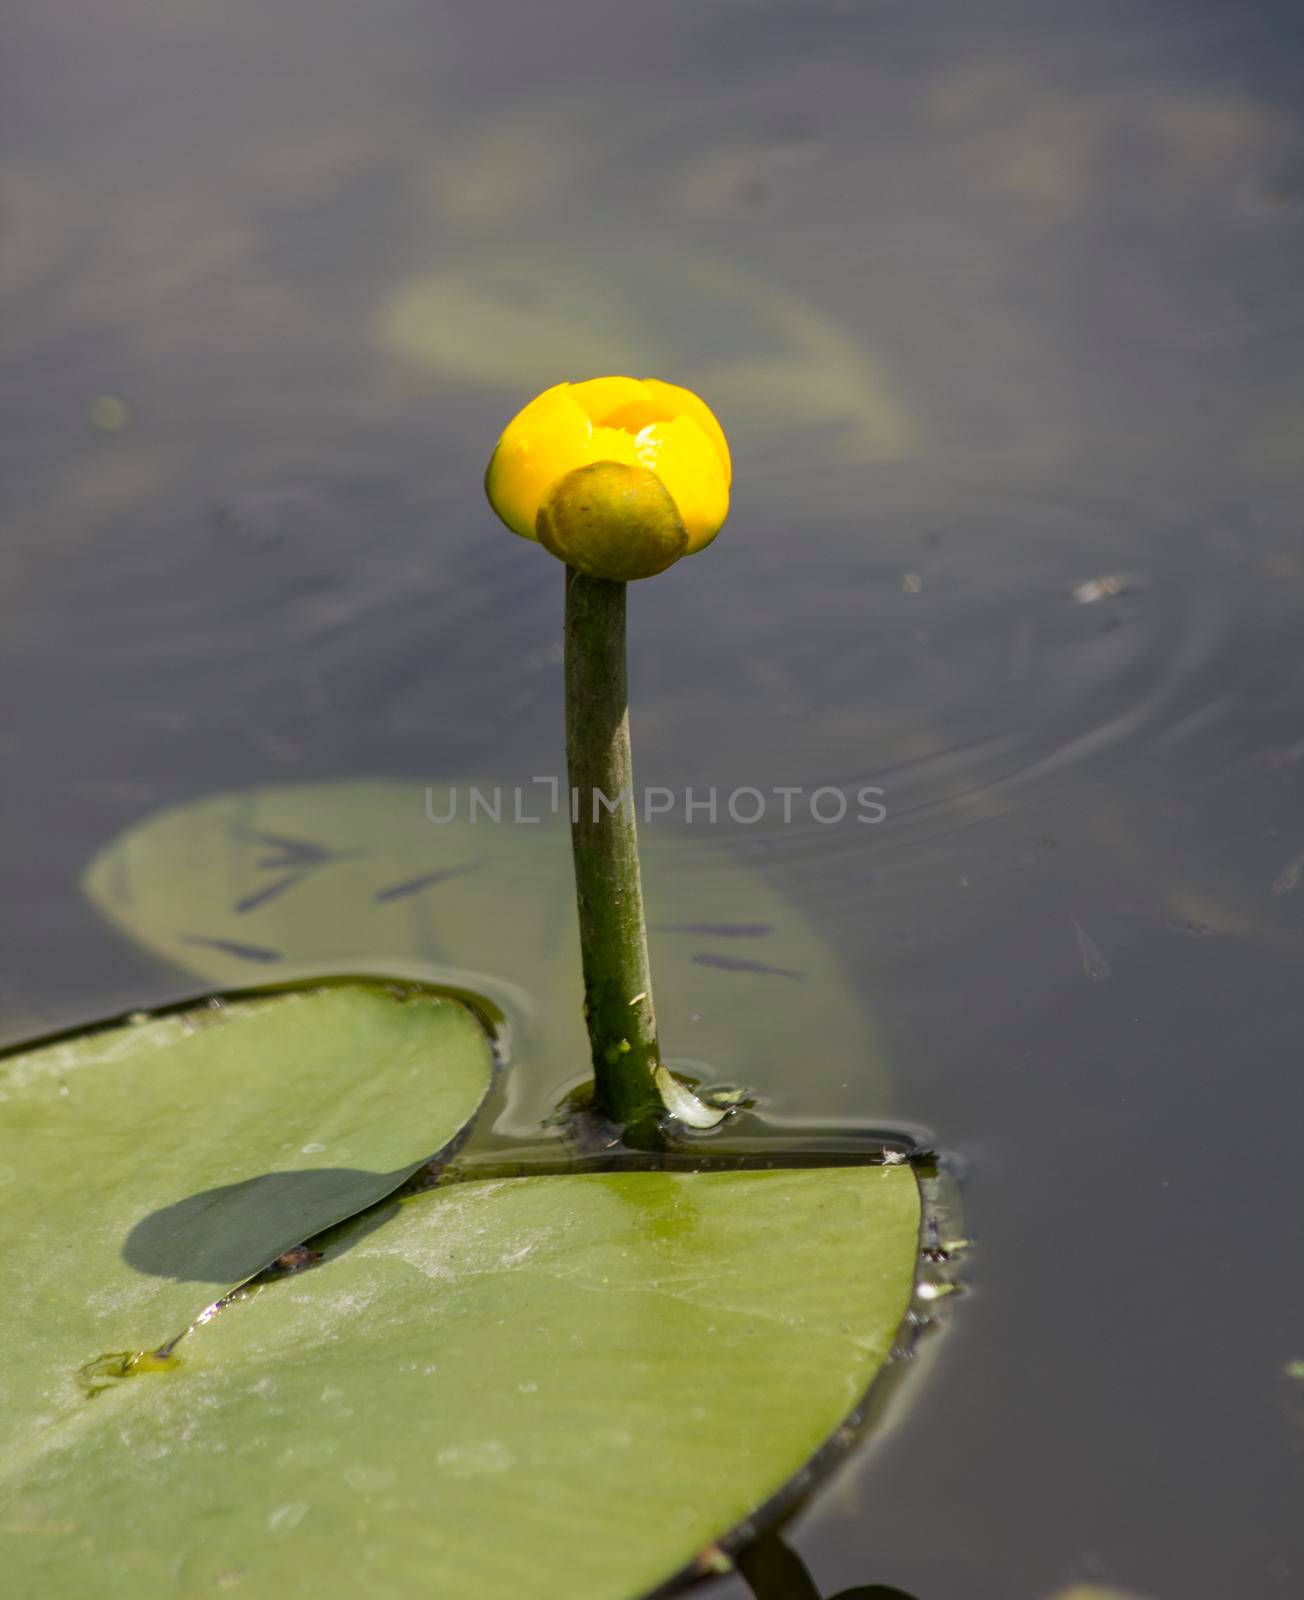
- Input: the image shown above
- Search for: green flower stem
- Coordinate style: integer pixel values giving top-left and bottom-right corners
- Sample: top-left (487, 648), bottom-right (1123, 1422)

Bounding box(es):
top-left (564, 566), bottom-right (663, 1127)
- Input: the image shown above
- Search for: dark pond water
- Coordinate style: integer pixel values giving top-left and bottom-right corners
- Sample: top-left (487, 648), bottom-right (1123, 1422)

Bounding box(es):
top-left (4, 1), bottom-right (1304, 1596)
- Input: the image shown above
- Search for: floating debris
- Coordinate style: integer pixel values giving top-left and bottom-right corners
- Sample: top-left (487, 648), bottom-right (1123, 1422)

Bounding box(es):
top-left (1158, 917), bottom-right (1217, 937)
top-left (652, 1066), bottom-right (729, 1130)
top-left (1070, 917), bottom-right (1112, 982)
top-left (89, 395), bottom-right (129, 432)
top-left (78, 1346), bottom-right (178, 1396)
top-left (269, 1245), bottom-right (323, 1275)
top-left (702, 1085), bottom-right (752, 1109)
top-left (1072, 571), bottom-right (1142, 605)
top-left (693, 1544), bottom-right (733, 1577)
top-left (1271, 849), bottom-right (1304, 897)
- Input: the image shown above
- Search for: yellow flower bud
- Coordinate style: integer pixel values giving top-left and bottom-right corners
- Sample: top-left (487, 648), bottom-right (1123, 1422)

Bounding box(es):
top-left (484, 376), bottom-right (731, 581)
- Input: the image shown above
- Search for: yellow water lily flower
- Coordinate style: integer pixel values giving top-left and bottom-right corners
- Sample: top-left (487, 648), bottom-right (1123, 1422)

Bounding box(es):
top-left (485, 377), bottom-right (731, 581)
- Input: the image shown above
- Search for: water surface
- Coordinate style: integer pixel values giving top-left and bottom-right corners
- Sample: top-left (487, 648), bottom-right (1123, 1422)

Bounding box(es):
top-left (3, 2), bottom-right (1304, 1595)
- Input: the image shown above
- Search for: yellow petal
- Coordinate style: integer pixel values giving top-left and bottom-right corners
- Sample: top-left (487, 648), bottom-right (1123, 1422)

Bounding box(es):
top-left (641, 379), bottom-right (732, 486)
top-left (585, 425), bottom-right (641, 469)
top-left (635, 416), bottom-right (730, 553)
top-left (485, 383), bottom-right (593, 540)
top-left (567, 376), bottom-right (655, 424)
top-left (573, 375), bottom-right (682, 437)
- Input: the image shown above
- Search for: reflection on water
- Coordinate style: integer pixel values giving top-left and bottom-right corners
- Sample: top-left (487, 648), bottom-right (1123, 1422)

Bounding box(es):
top-left (4, 0), bottom-right (1304, 1596)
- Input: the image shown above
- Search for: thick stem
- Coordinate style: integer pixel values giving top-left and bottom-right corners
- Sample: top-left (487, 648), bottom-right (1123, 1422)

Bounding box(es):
top-left (735, 1534), bottom-right (823, 1600)
top-left (564, 566), bottom-right (663, 1127)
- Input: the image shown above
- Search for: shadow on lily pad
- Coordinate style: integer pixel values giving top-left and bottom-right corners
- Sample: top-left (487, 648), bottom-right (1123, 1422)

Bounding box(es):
top-left (123, 1168), bottom-right (406, 1283)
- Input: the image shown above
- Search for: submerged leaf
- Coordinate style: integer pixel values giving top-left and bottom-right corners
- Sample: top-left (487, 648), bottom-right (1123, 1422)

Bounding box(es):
top-left (0, 983), bottom-right (493, 1459)
top-left (80, 778), bottom-right (890, 1122)
top-left (1045, 1589), bottom-right (1158, 1600)
top-left (1, 1164), bottom-right (920, 1600)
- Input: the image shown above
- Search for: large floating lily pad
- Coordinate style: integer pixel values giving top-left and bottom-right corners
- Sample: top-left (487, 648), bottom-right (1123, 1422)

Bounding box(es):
top-left (0, 983), bottom-right (493, 1460)
top-left (1, 1163), bottom-right (920, 1600)
top-left (81, 779), bottom-right (889, 1121)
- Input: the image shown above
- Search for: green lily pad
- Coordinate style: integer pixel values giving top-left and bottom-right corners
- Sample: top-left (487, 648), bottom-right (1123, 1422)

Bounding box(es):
top-left (0, 983), bottom-right (493, 1461)
top-left (1, 1163), bottom-right (921, 1600)
top-left (81, 779), bottom-right (889, 1121)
